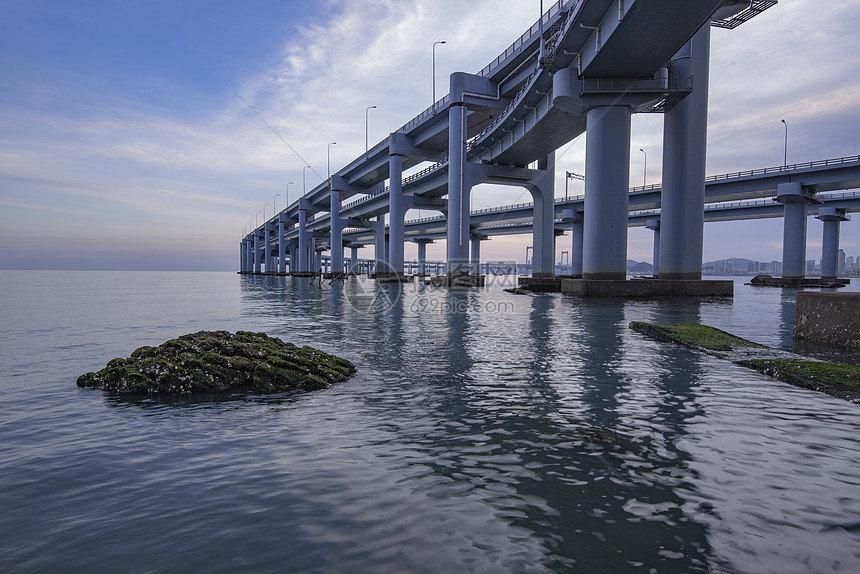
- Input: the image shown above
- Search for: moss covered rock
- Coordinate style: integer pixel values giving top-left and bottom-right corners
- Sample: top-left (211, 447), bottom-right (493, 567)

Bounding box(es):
top-left (77, 330), bottom-right (356, 395)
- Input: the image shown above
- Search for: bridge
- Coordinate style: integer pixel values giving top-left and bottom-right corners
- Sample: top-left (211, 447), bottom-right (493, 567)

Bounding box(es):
top-left (238, 0), bottom-right (856, 293)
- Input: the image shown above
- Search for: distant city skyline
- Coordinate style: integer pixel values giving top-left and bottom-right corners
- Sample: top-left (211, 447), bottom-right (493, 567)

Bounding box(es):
top-left (1, 1), bottom-right (859, 270)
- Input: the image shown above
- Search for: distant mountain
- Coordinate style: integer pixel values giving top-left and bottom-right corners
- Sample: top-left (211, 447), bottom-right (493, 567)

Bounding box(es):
top-left (627, 260), bottom-right (654, 274)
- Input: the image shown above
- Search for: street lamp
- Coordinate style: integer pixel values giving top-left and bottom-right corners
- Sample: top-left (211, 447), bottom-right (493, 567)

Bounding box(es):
top-left (781, 119), bottom-right (788, 168)
top-left (640, 148), bottom-right (647, 188)
top-left (366, 105), bottom-right (376, 151)
top-left (433, 41), bottom-right (446, 111)
top-left (263, 203), bottom-right (269, 221)
top-left (256, 211), bottom-right (261, 227)
top-left (286, 181), bottom-right (293, 206)
top-left (327, 142), bottom-right (337, 181)
top-left (273, 193), bottom-right (280, 214)
top-left (539, 0), bottom-right (545, 62)
top-left (303, 165), bottom-right (312, 197)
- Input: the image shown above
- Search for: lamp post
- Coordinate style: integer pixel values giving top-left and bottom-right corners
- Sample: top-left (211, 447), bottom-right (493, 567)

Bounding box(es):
top-left (640, 148), bottom-right (647, 187)
top-left (303, 165), bottom-right (311, 197)
top-left (286, 181), bottom-right (293, 206)
top-left (365, 105), bottom-right (376, 151)
top-left (781, 119), bottom-right (788, 168)
top-left (263, 203), bottom-right (268, 221)
top-left (327, 142), bottom-right (337, 182)
top-left (539, 0), bottom-right (545, 62)
top-left (256, 211), bottom-right (261, 227)
top-left (433, 41), bottom-right (446, 111)
top-left (273, 193), bottom-right (280, 214)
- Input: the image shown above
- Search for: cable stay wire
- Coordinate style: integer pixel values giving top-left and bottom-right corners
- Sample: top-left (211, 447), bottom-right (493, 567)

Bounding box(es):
top-left (226, 82), bottom-right (323, 183)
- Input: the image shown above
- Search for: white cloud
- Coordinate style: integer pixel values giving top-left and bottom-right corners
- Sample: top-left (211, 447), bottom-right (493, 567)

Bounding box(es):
top-left (1, 0), bottom-right (859, 269)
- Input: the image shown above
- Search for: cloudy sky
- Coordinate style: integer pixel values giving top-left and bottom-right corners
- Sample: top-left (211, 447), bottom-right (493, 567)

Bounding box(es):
top-left (1, 0), bottom-right (859, 270)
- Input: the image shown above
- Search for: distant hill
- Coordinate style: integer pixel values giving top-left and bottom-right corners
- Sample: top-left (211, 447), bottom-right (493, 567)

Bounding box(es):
top-left (627, 260), bottom-right (654, 274)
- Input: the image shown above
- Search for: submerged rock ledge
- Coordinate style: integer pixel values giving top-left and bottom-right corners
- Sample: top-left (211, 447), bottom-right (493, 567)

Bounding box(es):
top-left (77, 330), bottom-right (356, 394)
top-left (630, 322), bottom-right (860, 403)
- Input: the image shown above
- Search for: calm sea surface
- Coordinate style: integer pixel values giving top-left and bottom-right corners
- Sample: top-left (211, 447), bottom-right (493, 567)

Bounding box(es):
top-left (1, 270), bottom-right (859, 573)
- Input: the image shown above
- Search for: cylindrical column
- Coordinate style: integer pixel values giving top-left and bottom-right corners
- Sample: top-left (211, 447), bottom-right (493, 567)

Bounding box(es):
top-left (417, 240), bottom-right (428, 275)
top-left (817, 207), bottom-right (846, 280)
top-left (470, 236), bottom-right (482, 275)
top-left (446, 102), bottom-right (469, 275)
top-left (253, 232), bottom-right (261, 273)
top-left (330, 191), bottom-right (344, 273)
top-left (372, 217), bottom-right (386, 272)
top-left (297, 209), bottom-right (309, 272)
top-left (582, 105), bottom-right (632, 280)
top-left (263, 226), bottom-right (270, 273)
top-left (646, 218), bottom-right (661, 276)
top-left (350, 246), bottom-right (359, 274)
top-left (778, 182), bottom-right (808, 279)
top-left (388, 153), bottom-right (404, 274)
top-left (277, 222), bottom-right (286, 273)
top-left (659, 24), bottom-right (711, 280)
top-left (571, 214), bottom-right (583, 276)
top-left (532, 152), bottom-right (556, 277)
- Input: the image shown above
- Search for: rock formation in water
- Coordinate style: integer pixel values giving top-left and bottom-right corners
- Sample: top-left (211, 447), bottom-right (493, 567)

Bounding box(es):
top-left (77, 330), bottom-right (356, 394)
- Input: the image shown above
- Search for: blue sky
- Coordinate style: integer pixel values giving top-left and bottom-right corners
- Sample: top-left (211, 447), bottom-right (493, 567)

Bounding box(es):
top-left (1, 0), bottom-right (859, 270)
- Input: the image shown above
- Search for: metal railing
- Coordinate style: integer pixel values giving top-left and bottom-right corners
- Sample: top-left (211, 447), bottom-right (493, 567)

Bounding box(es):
top-left (705, 154), bottom-right (860, 182)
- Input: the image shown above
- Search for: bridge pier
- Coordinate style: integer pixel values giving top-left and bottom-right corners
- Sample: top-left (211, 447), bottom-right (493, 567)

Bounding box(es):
top-left (446, 99), bottom-right (470, 276)
top-left (571, 211), bottom-right (583, 277)
top-left (388, 152), bottom-right (405, 274)
top-left (372, 216), bottom-right (387, 273)
top-left (253, 232), bottom-right (261, 273)
top-left (528, 152), bottom-right (556, 277)
top-left (817, 207), bottom-right (850, 280)
top-left (329, 190), bottom-right (345, 274)
top-left (777, 182), bottom-right (811, 279)
top-left (646, 218), bottom-right (661, 276)
top-left (277, 221), bottom-right (285, 273)
top-left (350, 245), bottom-right (359, 274)
top-left (659, 24), bottom-right (710, 281)
top-left (582, 105), bottom-right (632, 280)
top-left (414, 239), bottom-right (432, 276)
top-left (297, 206), bottom-right (309, 273)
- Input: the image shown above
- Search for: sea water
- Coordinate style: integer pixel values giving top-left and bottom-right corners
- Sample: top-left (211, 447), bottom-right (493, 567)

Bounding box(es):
top-left (1, 270), bottom-right (858, 573)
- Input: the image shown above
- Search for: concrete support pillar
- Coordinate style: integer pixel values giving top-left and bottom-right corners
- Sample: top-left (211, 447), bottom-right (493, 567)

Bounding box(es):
top-left (659, 24), bottom-right (710, 280)
top-left (470, 236), bottom-right (484, 275)
top-left (571, 214), bottom-right (583, 276)
top-left (529, 152), bottom-right (556, 277)
top-left (330, 191), bottom-right (344, 274)
top-left (817, 207), bottom-right (849, 279)
top-left (240, 240), bottom-right (247, 272)
top-left (372, 216), bottom-right (387, 272)
top-left (582, 105), bottom-right (632, 280)
top-left (297, 209), bottom-right (309, 272)
top-left (253, 233), bottom-right (261, 273)
top-left (350, 245), bottom-right (359, 273)
top-left (263, 226), bottom-right (271, 272)
top-left (414, 239), bottom-right (432, 275)
top-left (388, 153), bottom-right (404, 274)
top-left (447, 102), bottom-right (470, 275)
top-left (277, 222), bottom-right (286, 273)
top-left (777, 182), bottom-right (808, 279)
top-left (646, 219), bottom-right (661, 276)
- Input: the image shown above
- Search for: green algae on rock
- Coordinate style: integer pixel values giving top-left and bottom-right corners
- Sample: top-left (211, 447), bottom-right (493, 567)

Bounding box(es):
top-left (77, 330), bottom-right (356, 394)
top-left (630, 321), bottom-right (860, 403)
top-left (629, 321), bottom-right (766, 352)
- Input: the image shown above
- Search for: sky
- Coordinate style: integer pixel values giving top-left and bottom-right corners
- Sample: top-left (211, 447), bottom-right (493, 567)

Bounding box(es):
top-left (1, 0), bottom-right (859, 271)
